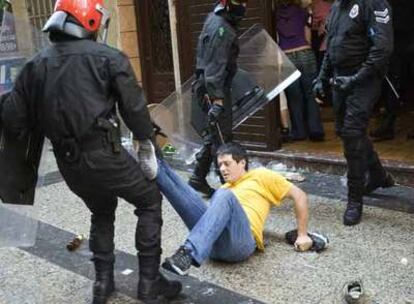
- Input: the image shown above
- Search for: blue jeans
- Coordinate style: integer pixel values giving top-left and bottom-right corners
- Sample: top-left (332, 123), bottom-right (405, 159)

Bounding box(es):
top-left (156, 159), bottom-right (256, 265)
top-left (286, 48), bottom-right (324, 139)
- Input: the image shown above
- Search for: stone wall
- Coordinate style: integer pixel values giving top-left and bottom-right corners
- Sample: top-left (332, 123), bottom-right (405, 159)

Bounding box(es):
top-left (115, 0), bottom-right (142, 84)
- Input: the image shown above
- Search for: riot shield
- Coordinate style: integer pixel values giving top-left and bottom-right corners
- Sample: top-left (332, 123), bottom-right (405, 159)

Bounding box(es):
top-left (150, 23), bottom-right (300, 160)
top-left (0, 8), bottom-right (47, 247)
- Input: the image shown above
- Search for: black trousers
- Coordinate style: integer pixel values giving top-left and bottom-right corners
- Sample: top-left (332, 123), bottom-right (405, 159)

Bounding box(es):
top-left (332, 71), bottom-right (386, 203)
top-left (56, 145), bottom-right (162, 264)
top-left (194, 90), bottom-right (233, 178)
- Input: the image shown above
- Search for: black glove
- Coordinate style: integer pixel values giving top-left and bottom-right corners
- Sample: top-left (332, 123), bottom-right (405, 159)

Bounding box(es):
top-left (332, 75), bottom-right (357, 91)
top-left (312, 78), bottom-right (325, 99)
top-left (207, 103), bottom-right (224, 125)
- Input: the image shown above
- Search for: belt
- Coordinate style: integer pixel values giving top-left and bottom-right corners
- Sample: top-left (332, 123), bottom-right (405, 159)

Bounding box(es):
top-left (79, 133), bottom-right (110, 152)
top-left (52, 131), bottom-right (112, 163)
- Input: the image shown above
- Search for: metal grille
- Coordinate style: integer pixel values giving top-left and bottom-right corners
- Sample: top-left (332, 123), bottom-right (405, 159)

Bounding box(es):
top-left (25, 0), bottom-right (55, 50)
top-left (149, 0), bottom-right (173, 73)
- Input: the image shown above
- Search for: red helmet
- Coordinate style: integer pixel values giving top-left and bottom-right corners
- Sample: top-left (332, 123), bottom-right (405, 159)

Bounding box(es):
top-left (43, 0), bottom-right (110, 40)
top-left (54, 0), bottom-right (106, 33)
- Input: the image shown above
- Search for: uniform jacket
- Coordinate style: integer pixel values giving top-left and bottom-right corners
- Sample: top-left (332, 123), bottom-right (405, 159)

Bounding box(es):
top-left (321, 0), bottom-right (393, 78)
top-left (1, 36), bottom-right (153, 143)
top-left (196, 13), bottom-right (239, 100)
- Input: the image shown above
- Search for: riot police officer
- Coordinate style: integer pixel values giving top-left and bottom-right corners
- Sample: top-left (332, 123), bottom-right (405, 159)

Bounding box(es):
top-left (188, 0), bottom-right (247, 197)
top-left (0, 0), bottom-right (181, 303)
top-left (313, 0), bottom-right (395, 226)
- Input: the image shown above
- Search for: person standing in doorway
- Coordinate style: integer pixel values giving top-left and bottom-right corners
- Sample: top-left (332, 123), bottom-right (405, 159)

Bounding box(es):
top-left (276, 0), bottom-right (325, 141)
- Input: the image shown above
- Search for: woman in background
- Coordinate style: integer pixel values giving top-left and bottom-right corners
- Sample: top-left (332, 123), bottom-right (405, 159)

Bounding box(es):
top-left (276, 0), bottom-right (325, 141)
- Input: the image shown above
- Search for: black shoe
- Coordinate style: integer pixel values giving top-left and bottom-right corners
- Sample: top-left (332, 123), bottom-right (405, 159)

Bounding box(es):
top-left (162, 246), bottom-right (193, 276)
top-left (188, 176), bottom-right (215, 198)
top-left (365, 172), bottom-right (395, 195)
top-left (343, 280), bottom-right (365, 304)
top-left (285, 230), bottom-right (329, 252)
top-left (92, 272), bottom-right (115, 304)
top-left (343, 201), bottom-right (363, 226)
top-left (137, 272), bottom-right (182, 303)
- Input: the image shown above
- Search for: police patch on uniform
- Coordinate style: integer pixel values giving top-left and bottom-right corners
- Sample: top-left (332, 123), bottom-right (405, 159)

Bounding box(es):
top-left (219, 27), bottom-right (225, 37)
top-left (349, 4), bottom-right (359, 19)
top-left (374, 8), bottom-right (390, 24)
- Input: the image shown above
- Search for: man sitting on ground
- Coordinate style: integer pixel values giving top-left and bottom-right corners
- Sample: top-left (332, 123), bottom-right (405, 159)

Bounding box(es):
top-left (156, 142), bottom-right (328, 276)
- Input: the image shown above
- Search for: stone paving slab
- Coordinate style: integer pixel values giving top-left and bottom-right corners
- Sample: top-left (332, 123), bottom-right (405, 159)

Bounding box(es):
top-left (1, 165), bottom-right (413, 303)
top-left (20, 221), bottom-right (263, 304)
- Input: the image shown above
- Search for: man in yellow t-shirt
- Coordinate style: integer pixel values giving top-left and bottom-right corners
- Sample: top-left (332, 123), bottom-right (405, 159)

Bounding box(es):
top-left (158, 142), bottom-right (325, 276)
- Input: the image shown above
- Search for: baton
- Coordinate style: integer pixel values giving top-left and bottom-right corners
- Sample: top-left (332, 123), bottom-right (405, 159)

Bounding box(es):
top-left (385, 76), bottom-right (400, 100)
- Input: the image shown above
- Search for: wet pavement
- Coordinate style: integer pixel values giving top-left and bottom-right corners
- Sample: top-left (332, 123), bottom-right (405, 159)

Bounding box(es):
top-left (0, 151), bottom-right (413, 304)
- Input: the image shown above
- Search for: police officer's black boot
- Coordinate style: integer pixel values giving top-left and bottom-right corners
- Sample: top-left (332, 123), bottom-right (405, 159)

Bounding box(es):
top-left (188, 145), bottom-right (215, 197)
top-left (92, 259), bottom-right (115, 304)
top-left (370, 113), bottom-right (396, 141)
top-left (342, 137), bottom-right (366, 226)
top-left (364, 142), bottom-right (395, 194)
top-left (137, 255), bottom-right (182, 304)
top-left (344, 173), bottom-right (364, 226)
top-left (344, 200), bottom-right (363, 226)
top-left (89, 211), bottom-right (116, 304)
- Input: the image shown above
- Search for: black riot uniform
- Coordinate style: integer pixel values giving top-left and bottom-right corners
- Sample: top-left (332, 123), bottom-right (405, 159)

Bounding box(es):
top-left (0, 13), bottom-right (180, 304)
top-left (371, 0), bottom-right (414, 140)
top-left (188, 2), bottom-right (245, 197)
top-left (314, 0), bottom-right (395, 225)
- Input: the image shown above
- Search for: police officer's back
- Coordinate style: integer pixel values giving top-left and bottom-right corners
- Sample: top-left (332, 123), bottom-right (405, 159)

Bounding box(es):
top-left (0, 0), bottom-right (181, 303)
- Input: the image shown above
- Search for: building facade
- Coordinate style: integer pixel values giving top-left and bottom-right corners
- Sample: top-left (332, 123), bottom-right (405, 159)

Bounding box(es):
top-left (4, 0), bottom-right (280, 151)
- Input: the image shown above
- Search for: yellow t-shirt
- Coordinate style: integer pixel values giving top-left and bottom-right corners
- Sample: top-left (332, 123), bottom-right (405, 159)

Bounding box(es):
top-left (221, 168), bottom-right (292, 250)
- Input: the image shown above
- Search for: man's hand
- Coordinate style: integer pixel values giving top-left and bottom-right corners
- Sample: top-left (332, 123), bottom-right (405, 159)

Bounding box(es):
top-left (312, 78), bottom-right (325, 99)
top-left (332, 75), bottom-right (357, 91)
top-left (137, 139), bottom-right (158, 180)
top-left (294, 234), bottom-right (313, 252)
top-left (207, 103), bottom-right (224, 125)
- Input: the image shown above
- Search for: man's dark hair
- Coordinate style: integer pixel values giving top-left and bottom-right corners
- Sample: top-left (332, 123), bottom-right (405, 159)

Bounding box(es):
top-left (217, 142), bottom-right (249, 170)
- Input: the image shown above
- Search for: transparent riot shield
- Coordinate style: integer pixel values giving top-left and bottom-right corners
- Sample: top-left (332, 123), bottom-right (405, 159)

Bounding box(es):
top-left (0, 8), bottom-right (49, 247)
top-left (150, 24), bottom-right (300, 161)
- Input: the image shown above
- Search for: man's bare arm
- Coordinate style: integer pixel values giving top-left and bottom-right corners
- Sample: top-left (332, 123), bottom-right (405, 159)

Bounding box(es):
top-left (286, 185), bottom-right (312, 251)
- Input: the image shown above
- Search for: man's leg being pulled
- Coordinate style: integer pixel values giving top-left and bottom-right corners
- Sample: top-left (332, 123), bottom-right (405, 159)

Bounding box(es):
top-left (162, 189), bottom-right (252, 275)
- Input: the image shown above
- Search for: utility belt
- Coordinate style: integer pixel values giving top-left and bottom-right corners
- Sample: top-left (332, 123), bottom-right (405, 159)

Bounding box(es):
top-left (53, 116), bottom-right (122, 163)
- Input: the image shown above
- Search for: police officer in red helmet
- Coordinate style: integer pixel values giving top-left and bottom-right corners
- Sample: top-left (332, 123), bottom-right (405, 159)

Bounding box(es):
top-left (1, 0), bottom-right (181, 303)
top-left (189, 0), bottom-right (248, 197)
